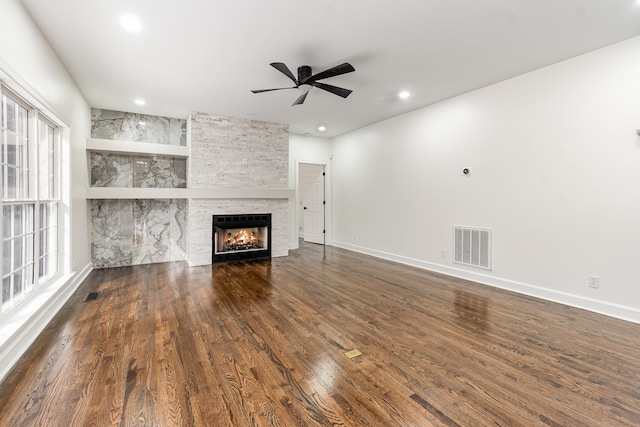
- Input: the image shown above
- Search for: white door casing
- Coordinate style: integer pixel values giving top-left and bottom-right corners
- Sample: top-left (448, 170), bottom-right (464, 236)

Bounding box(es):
top-left (301, 164), bottom-right (325, 244)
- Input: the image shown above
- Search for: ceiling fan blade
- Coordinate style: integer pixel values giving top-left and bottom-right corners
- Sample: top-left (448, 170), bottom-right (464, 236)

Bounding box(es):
top-left (305, 63), bottom-right (355, 83)
top-left (292, 91), bottom-right (309, 106)
top-left (270, 62), bottom-right (299, 85)
top-left (251, 87), bottom-right (296, 93)
top-left (312, 82), bottom-right (353, 98)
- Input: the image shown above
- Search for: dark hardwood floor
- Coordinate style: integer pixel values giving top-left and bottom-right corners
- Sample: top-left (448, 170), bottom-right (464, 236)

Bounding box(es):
top-left (1, 242), bottom-right (639, 426)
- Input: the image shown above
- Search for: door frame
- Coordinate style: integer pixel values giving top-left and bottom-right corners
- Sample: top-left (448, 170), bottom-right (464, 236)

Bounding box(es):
top-left (297, 162), bottom-right (327, 245)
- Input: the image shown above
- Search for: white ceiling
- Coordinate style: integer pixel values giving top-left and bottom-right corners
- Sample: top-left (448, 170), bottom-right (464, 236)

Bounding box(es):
top-left (20, 0), bottom-right (640, 137)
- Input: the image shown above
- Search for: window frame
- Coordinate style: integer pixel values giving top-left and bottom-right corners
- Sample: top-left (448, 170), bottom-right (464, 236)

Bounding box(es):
top-left (1, 85), bottom-right (62, 315)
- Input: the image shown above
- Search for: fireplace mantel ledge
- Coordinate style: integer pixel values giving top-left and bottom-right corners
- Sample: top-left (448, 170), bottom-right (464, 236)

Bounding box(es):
top-left (86, 187), bottom-right (293, 200)
top-left (188, 188), bottom-right (293, 199)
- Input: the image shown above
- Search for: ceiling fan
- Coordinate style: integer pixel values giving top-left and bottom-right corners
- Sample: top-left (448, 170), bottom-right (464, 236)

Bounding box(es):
top-left (251, 62), bottom-right (355, 106)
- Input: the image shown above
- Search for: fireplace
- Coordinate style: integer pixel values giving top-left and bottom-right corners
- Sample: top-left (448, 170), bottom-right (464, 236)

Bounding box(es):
top-left (212, 214), bottom-right (271, 263)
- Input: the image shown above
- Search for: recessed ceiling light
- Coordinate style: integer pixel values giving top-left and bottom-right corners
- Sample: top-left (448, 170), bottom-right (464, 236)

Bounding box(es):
top-left (134, 99), bottom-right (146, 106)
top-left (398, 91), bottom-right (411, 99)
top-left (120, 15), bottom-right (142, 33)
top-left (318, 125), bottom-right (326, 132)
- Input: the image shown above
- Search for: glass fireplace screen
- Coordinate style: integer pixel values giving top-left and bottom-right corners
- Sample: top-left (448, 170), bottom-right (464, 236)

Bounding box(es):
top-left (214, 226), bottom-right (269, 254)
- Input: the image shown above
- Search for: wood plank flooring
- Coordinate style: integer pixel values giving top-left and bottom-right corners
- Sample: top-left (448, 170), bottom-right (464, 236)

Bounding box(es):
top-left (1, 242), bottom-right (639, 426)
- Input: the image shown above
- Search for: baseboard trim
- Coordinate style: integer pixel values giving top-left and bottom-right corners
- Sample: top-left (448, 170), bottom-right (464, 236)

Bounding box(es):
top-left (0, 263), bottom-right (93, 382)
top-left (332, 241), bottom-right (640, 325)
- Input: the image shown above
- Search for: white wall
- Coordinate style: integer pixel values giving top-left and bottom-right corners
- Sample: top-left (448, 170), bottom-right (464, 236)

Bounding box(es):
top-left (1, 0), bottom-right (90, 270)
top-left (289, 134), bottom-right (332, 248)
top-left (0, 0), bottom-right (91, 381)
top-left (331, 36), bottom-right (640, 323)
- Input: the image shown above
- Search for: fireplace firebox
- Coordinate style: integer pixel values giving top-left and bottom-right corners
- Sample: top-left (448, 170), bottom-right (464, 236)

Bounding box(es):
top-left (212, 214), bottom-right (271, 263)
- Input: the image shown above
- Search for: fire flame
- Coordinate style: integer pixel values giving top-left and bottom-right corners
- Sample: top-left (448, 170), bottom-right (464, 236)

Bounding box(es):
top-left (224, 229), bottom-right (260, 251)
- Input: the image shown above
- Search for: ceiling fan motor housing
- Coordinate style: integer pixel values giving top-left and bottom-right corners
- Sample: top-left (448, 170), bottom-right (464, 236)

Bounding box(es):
top-left (297, 66), bottom-right (312, 84)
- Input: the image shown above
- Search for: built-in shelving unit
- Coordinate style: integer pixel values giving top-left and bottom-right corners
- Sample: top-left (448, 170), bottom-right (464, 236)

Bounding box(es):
top-left (86, 138), bottom-right (189, 199)
top-left (85, 138), bottom-right (294, 200)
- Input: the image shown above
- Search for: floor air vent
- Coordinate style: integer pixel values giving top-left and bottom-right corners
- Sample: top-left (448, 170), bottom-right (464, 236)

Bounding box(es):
top-left (84, 292), bottom-right (100, 302)
top-left (454, 226), bottom-right (491, 270)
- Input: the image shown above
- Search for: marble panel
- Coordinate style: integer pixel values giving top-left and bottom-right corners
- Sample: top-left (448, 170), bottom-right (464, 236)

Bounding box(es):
top-left (91, 153), bottom-right (186, 188)
top-left (132, 157), bottom-right (187, 188)
top-left (91, 200), bottom-right (133, 268)
top-left (91, 108), bottom-right (186, 145)
top-left (133, 200), bottom-right (171, 264)
top-left (91, 199), bottom-right (187, 268)
top-left (90, 152), bottom-right (132, 187)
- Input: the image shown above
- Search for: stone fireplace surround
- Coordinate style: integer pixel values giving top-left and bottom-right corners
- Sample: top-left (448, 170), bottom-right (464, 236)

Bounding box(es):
top-left (185, 112), bottom-right (289, 266)
top-left (186, 199), bottom-right (287, 266)
top-left (89, 109), bottom-right (290, 268)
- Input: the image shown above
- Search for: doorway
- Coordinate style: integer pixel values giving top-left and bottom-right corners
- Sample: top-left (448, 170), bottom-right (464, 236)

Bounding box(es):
top-left (299, 163), bottom-right (325, 245)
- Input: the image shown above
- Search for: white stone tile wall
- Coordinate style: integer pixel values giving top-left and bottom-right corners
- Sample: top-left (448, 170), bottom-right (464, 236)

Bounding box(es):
top-left (189, 113), bottom-right (289, 189)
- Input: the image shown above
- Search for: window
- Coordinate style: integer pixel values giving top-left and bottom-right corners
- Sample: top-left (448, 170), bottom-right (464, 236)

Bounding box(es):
top-left (37, 119), bottom-right (58, 283)
top-left (1, 87), bottom-right (60, 314)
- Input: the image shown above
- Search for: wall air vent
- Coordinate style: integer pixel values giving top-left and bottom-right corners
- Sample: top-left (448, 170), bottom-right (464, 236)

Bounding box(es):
top-left (454, 226), bottom-right (491, 270)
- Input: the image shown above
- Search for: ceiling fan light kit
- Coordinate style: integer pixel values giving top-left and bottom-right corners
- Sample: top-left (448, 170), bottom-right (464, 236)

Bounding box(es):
top-left (252, 62), bottom-right (355, 106)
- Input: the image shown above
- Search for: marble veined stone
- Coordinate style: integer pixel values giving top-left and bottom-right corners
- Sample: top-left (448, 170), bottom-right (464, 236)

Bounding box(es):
top-left (90, 153), bottom-right (132, 187)
top-left (132, 157), bottom-right (187, 188)
top-left (91, 200), bottom-right (134, 268)
top-left (169, 199), bottom-right (187, 261)
top-left (91, 108), bottom-right (186, 146)
top-left (91, 199), bottom-right (187, 268)
top-left (133, 199), bottom-right (171, 264)
top-left (90, 153), bottom-right (186, 188)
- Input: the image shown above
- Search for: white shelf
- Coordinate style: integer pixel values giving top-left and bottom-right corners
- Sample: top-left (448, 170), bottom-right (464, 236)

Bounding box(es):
top-left (86, 138), bottom-right (189, 157)
top-left (86, 187), bottom-right (294, 200)
top-left (188, 188), bottom-right (294, 200)
top-left (86, 187), bottom-right (188, 199)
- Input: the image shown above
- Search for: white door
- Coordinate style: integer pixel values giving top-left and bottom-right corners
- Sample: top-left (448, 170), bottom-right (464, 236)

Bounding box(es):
top-left (302, 164), bottom-right (325, 244)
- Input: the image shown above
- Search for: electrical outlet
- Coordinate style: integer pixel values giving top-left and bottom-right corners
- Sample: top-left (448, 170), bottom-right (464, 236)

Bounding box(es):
top-left (353, 234), bottom-right (357, 242)
top-left (441, 249), bottom-right (446, 259)
top-left (73, 259), bottom-right (77, 270)
top-left (589, 275), bottom-right (599, 289)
